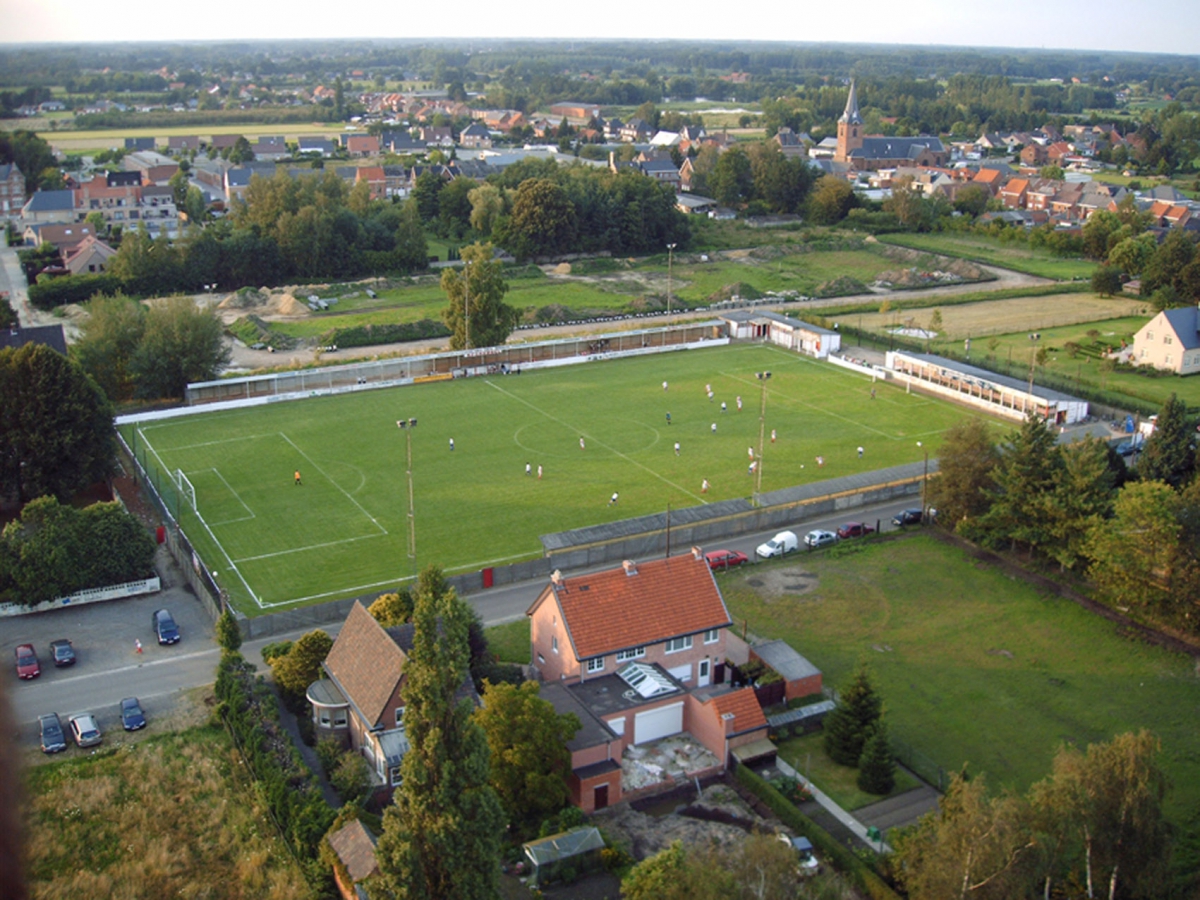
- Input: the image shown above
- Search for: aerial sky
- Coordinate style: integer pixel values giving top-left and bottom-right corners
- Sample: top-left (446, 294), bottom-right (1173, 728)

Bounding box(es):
top-left (2, 0), bottom-right (1198, 56)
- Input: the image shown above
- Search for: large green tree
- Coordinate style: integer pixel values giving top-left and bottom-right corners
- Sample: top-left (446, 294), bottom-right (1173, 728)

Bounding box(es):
top-left (823, 665), bottom-right (882, 767)
top-left (927, 418), bottom-right (998, 530)
top-left (621, 841), bottom-right (736, 900)
top-left (373, 565), bottom-right (504, 900)
top-left (1137, 393), bottom-right (1196, 490)
top-left (0, 343), bottom-right (115, 503)
top-left (1043, 437), bottom-right (1116, 571)
top-left (267, 629), bottom-right (334, 699)
top-left (857, 722), bottom-right (896, 795)
top-left (977, 413), bottom-right (1061, 555)
top-left (473, 681), bottom-right (579, 832)
top-left (504, 178), bottom-right (577, 260)
top-left (806, 174), bottom-right (854, 225)
top-left (0, 129), bottom-right (54, 194)
top-left (129, 296), bottom-right (230, 399)
top-left (1085, 481), bottom-right (1181, 613)
top-left (72, 293), bottom-right (145, 402)
top-left (708, 146), bottom-right (753, 208)
top-left (440, 242), bottom-right (519, 350)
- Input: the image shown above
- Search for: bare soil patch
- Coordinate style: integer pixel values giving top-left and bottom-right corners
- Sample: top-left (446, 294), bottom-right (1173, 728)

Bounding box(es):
top-left (740, 564), bottom-right (819, 601)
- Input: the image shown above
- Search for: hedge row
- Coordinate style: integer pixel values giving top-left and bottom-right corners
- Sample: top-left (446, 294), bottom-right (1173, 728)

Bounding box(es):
top-left (734, 765), bottom-right (901, 900)
top-left (28, 273), bottom-right (122, 309)
top-left (214, 653), bottom-right (334, 868)
top-left (322, 319), bottom-right (451, 348)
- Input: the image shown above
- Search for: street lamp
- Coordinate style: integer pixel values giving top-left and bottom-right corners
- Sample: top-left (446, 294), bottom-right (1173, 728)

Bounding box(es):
top-left (754, 371), bottom-right (771, 503)
top-left (463, 259), bottom-right (471, 350)
top-left (397, 417), bottom-right (418, 578)
top-left (917, 441), bottom-right (929, 522)
top-left (666, 243), bottom-right (677, 317)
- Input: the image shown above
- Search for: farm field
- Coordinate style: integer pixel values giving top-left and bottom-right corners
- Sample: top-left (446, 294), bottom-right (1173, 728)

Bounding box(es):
top-left (877, 232), bottom-right (1096, 281)
top-left (715, 534), bottom-right (1200, 824)
top-left (855, 293), bottom-right (1147, 339)
top-left (24, 122), bottom-right (349, 150)
top-left (22, 725), bottom-right (315, 899)
top-left (123, 344), bottom-right (995, 612)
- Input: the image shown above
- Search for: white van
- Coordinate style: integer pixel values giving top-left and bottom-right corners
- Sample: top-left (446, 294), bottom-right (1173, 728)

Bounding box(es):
top-left (756, 530), bottom-right (799, 559)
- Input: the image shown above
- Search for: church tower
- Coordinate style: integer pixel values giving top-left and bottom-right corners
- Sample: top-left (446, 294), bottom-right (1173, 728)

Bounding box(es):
top-left (835, 80), bottom-right (864, 163)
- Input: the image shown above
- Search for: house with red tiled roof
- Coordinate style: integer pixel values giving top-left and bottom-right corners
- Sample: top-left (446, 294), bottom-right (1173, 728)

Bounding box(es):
top-left (355, 166), bottom-right (387, 201)
top-left (972, 167), bottom-right (1005, 195)
top-left (528, 550), bottom-right (771, 812)
top-left (307, 601), bottom-right (479, 798)
top-left (345, 135), bottom-right (380, 158)
top-left (1000, 177), bottom-right (1030, 209)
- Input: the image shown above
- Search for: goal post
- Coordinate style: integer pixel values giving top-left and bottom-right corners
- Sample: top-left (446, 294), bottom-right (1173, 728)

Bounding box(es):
top-left (175, 469), bottom-right (196, 514)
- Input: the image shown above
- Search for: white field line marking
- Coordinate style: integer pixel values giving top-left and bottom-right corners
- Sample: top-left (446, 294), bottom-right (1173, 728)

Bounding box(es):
top-left (278, 432), bottom-right (388, 535)
top-left (263, 576), bottom-right (406, 607)
top-left (165, 433), bottom-right (280, 452)
top-left (234, 532), bottom-right (385, 563)
top-left (138, 428), bottom-right (262, 607)
top-left (204, 467), bottom-right (256, 520)
top-left (484, 380), bottom-right (704, 503)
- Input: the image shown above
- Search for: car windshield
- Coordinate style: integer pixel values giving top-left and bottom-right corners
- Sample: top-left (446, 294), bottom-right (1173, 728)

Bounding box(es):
top-left (18, 649), bottom-right (34, 661)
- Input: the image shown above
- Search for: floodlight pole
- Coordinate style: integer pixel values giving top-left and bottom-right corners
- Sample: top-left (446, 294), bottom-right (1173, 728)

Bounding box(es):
top-left (463, 259), bottom-right (471, 350)
top-left (666, 243), bottom-right (677, 317)
top-left (755, 371), bottom-right (771, 504)
top-left (918, 441), bottom-right (929, 521)
top-left (399, 419), bottom-right (418, 579)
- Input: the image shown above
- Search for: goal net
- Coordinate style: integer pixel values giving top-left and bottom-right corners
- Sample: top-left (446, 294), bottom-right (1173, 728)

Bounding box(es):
top-left (175, 469), bottom-right (197, 514)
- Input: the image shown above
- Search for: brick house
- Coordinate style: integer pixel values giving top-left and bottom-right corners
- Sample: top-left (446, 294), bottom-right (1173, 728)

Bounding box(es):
top-left (0, 163), bottom-right (26, 220)
top-left (355, 165), bottom-right (387, 201)
top-left (306, 601), bottom-right (477, 796)
top-left (528, 551), bottom-right (770, 812)
top-left (63, 235), bottom-right (116, 274)
top-left (345, 135), bottom-right (381, 158)
top-left (1000, 177), bottom-right (1029, 209)
top-left (459, 122), bottom-right (492, 149)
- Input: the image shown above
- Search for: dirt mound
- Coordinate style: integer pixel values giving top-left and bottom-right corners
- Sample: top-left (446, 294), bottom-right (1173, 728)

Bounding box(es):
top-left (218, 287), bottom-right (267, 310)
top-left (707, 282), bottom-right (764, 302)
top-left (270, 293), bottom-right (310, 316)
top-left (552, 262), bottom-right (572, 275)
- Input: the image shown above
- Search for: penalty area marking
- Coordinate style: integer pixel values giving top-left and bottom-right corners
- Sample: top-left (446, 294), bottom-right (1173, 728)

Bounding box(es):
top-left (202, 467), bottom-right (257, 526)
top-left (485, 380), bottom-right (704, 504)
top-left (278, 432), bottom-right (388, 535)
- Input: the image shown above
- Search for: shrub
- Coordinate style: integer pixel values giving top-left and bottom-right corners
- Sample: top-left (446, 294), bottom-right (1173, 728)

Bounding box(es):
top-left (330, 752), bottom-right (372, 805)
top-left (322, 319), bottom-right (450, 348)
top-left (28, 273), bottom-right (122, 309)
top-left (316, 737), bottom-right (344, 777)
top-left (215, 608), bottom-right (242, 652)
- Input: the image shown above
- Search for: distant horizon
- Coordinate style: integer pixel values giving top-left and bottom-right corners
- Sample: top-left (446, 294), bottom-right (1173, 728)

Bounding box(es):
top-left (1, 0), bottom-right (1198, 57)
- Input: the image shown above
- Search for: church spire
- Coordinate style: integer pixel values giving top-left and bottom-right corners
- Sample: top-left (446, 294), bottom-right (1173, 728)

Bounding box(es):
top-left (839, 80), bottom-right (863, 126)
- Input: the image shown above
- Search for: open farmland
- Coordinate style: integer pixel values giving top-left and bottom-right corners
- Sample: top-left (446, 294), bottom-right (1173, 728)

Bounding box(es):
top-left (22, 725), bottom-right (314, 899)
top-left (855, 293), bottom-right (1148, 339)
top-left (716, 534), bottom-right (1200, 825)
top-left (124, 344), bottom-right (998, 612)
top-left (877, 232), bottom-right (1097, 281)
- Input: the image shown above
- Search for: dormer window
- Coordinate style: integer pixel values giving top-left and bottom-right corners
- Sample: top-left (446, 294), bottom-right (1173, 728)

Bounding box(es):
top-left (395, 706), bottom-right (406, 730)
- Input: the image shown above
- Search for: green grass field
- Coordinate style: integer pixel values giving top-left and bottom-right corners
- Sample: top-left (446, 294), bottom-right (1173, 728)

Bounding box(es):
top-left (717, 535), bottom-right (1200, 823)
top-left (775, 732), bottom-right (920, 811)
top-left (877, 233), bottom-right (1096, 281)
top-left (123, 345), bottom-right (991, 612)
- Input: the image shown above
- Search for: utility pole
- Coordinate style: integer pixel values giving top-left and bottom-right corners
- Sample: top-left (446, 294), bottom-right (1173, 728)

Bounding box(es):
top-left (754, 371), bottom-right (771, 503)
top-left (666, 243), bottom-right (677, 316)
top-left (398, 417), bottom-right (418, 579)
top-left (463, 259), bottom-right (471, 350)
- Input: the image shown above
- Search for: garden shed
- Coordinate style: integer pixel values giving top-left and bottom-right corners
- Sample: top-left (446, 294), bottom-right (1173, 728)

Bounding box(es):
top-left (522, 827), bottom-right (606, 886)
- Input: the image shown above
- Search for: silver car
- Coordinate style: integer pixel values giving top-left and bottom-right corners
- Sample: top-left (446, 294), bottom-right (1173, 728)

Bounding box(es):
top-left (804, 529), bottom-right (838, 549)
top-left (69, 713), bottom-right (102, 748)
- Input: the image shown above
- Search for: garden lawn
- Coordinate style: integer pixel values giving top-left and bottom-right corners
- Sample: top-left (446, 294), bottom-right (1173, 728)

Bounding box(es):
top-left (22, 725), bottom-right (314, 899)
top-left (122, 344), bottom-right (992, 612)
top-left (486, 619), bottom-right (532, 664)
top-left (715, 535), bottom-right (1200, 824)
top-left (775, 731), bottom-right (920, 811)
top-left (877, 233), bottom-right (1096, 281)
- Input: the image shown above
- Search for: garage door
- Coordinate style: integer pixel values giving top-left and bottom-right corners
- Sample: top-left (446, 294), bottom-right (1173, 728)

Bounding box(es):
top-left (634, 702), bottom-right (684, 745)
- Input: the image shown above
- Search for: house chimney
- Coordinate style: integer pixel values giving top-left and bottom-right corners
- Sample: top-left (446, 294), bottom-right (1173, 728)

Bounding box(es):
top-left (691, 546), bottom-right (703, 561)
top-left (550, 569), bottom-right (563, 588)
top-left (622, 560), bottom-right (637, 576)
top-left (721, 711), bottom-right (736, 736)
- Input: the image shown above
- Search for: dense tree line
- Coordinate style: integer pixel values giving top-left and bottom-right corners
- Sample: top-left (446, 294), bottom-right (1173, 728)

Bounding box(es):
top-left (0, 129), bottom-right (55, 194)
top-left (930, 401), bottom-right (1200, 635)
top-left (1083, 214), bottom-right (1200, 307)
top-left (896, 731), bottom-right (1172, 900)
top-left (0, 496), bottom-right (155, 605)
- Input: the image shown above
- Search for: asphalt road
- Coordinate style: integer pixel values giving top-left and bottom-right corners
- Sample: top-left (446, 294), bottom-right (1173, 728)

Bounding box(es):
top-left (5, 494), bottom-right (921, 750)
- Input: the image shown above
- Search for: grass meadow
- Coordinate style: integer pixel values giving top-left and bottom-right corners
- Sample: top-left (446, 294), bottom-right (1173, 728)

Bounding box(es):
top-left (877, 232), bottom-right (1097, 281)
top-left (22, 725), bottom-right (314, 899)
top-left (716, 535), bottom-right (1200, 824)
top-left (124, 344), bottom-right (992, 612)
top-left (775, 731), bottom-right (920, 811)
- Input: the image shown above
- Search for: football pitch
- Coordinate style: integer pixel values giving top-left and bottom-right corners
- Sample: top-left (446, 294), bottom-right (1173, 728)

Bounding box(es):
top-left (122, 344), bottom-right (993, 613)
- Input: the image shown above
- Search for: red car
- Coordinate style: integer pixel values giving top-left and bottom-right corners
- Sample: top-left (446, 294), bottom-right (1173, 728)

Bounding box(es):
top-left (15, 644), bottom-right (40, 679)
top-left (836, 522), bottom-right (876, 539)
top-left (705, 549), bottom-right (750, 570)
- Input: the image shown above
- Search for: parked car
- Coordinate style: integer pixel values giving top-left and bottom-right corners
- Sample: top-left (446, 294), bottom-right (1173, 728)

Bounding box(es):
top-left (15, 644), bottom-right (40, 679)
top-left (49, 639), bottom-right (76, 667)
top-left (756, 530), bottom-right (799, 559)
top-left (836, 522), bottom-right (876, 539)
top-left (891, 508), bottom-right (923, 527)
top-left (705, 549), bottom-right (749, 570)
top-left (804, 529), bottom-right (838, 550)
top-left (39, 713), bottom-right (67, 754)
top-left (69, 713), bottom-right (102, 748)
top-left (152, 608), bottom-right (180, 645)
top-left (120, 697), bottom-right (146, 731)
top-left (777, 833), bottom-right (820, 876)
top-left (1115, 440), bottom-right (1140, 457)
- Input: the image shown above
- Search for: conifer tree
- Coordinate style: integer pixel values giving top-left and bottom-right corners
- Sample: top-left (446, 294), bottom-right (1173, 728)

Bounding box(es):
top-left (857, 723), bottom-right (897, 794)
top-left (823, 666), bottom-right (882, 767)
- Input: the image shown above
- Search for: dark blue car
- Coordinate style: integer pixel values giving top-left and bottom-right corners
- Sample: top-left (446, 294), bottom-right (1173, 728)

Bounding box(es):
top-left (152, 609), bottom-right (180, 645)
top-left (120, 697), bottom-right (146, 731)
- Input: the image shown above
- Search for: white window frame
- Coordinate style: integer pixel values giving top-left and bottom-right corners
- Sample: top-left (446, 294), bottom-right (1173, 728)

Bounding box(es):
top-left (333, 709), bottom-right (348, 729)
top-left (389, 765), bottom-right (403, 786)
top-left (552, 635), bottom-right (558, 654)
top-left (704, 629), bottom-right (720, 645)
top-left (537, 653), bottom-right (545, 664)
top-left (664, 635), bottom-right (693, 654)
top-left (587, 657), bottom-right (605, 673)
top-left (616, 647), bottom-right (646, 662)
